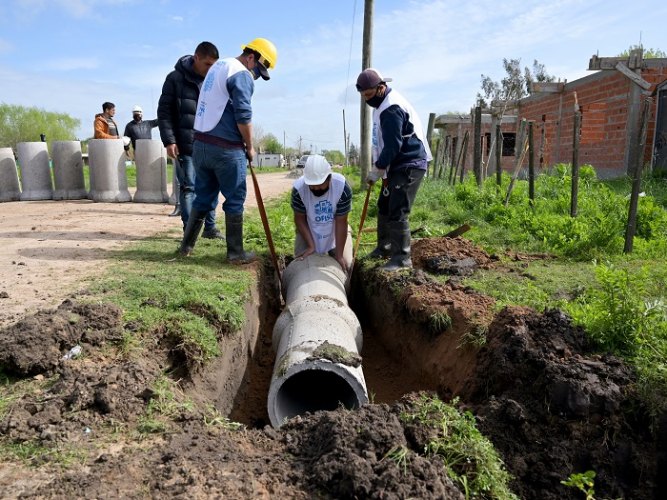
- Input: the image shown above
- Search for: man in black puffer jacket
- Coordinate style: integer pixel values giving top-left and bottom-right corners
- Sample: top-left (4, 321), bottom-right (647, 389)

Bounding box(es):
top-left (158, 41), bottom-right (223, 239)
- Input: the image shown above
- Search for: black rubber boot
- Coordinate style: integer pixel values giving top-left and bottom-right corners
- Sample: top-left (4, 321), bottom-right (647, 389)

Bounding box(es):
top-left (382, 220), bottom-right (412, 272)
top-left (367, 214), bottom-right (391, 259)
top-left (225, 213), bottom-right (256, 262)
top-left (202, 227), bottom-right (225, 240)
top-left (178, 207), bottom-right (206, 256)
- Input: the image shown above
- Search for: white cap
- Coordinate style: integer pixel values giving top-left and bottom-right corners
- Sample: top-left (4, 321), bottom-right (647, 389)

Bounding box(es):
top-left (303, 155), bottom-right (331, 185)
top-left (132, 106), bottom-right (143, 113)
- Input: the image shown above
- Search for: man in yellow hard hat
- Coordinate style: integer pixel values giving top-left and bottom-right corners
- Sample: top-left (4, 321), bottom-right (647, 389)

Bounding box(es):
top-left (178, 38), bottom-right (277, 261)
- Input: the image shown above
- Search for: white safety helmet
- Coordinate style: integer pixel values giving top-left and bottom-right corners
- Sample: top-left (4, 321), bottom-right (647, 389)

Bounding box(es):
top-left (303, 155), bottom-right (331, 185)
top-left (132, 106), bottom-right (143, 113)
top-left (122, 136), bottom-right (131, 147)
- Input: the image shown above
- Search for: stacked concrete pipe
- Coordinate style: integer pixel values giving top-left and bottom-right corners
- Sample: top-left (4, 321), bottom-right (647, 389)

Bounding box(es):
top-left (87, 139), bottom-right (131, 202)
top-left (52, 141), bottom-right (87, 200)
top-left (133, 139), bottom-right (169, 203)
top-left (268, 253), bottom-right (368, 428)
top-left (0, 148), bottom-right (21, 202)
top-left (17, 142), bottom-right (53, 201)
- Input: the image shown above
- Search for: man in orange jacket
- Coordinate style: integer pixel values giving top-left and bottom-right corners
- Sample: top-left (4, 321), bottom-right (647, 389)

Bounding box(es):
top-left (94, 102), bottom-right (124, 141)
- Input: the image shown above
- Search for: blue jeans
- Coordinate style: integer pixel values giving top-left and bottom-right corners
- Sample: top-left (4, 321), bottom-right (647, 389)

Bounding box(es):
top-left (192, 141), bottom-right (247, 214)
top-left (175, 155), bottom-right (216, 231)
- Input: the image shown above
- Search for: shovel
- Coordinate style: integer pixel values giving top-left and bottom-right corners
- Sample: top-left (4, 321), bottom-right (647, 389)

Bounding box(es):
top-left (345, 184), bottom-right (372, 294)
top-left (444, 224), bottom-right (471, 238)
top-left (248, 160), bottom-right (284, 303)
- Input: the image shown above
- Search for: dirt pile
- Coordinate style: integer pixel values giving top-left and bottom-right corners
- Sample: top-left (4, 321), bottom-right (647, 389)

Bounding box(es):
top-left (464, 307), bottom-right (658, 499)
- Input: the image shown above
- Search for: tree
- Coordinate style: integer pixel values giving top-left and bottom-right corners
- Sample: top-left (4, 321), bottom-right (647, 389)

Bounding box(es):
top-left (262, 134), bottom-right (282, 154)
top-left (0, 104), bottom-right (81, 151)
top-left (476, 59), bottom-right (556, 108)
top-left (618, 45), bottom-right (666, 59)
top-left (322, 149), bottom-right (345, 165)
top-left (348, 143), bottom-right (359, 166)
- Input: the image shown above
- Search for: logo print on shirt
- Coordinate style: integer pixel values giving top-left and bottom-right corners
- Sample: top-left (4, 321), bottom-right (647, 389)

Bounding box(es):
top-left (314, 199), bottom-right (334, 223)
top-left (203, 73), bottom-right (215, 92)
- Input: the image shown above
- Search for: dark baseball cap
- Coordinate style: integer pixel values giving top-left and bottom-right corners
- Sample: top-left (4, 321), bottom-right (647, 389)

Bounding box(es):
top-left (356, 68), bottom-right (392, 91)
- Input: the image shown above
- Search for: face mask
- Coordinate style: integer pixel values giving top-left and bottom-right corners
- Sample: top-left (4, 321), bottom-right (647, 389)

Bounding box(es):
top-left (133, 114), bottom-right (142, 122)
top-left (310, 186), bottom-right (329, 197)
top-left (366, 94), bottom-right (385, 108)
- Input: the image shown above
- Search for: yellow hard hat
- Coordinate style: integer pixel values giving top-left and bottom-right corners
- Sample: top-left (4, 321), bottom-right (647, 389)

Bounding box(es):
top-left (242, 38), bottom-right (277, 69)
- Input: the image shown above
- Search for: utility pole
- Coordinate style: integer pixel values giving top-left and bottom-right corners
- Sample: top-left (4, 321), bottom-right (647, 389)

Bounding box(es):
top-left (360, 0), bottom-right (374, 180)
top-left (343, 109), bottom-right (348, 168)
top-left (283, 131), bottom-right (286, 165)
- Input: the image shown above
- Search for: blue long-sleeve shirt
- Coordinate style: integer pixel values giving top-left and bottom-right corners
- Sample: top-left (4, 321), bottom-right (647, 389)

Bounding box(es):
top-left (376, 89), bottom-right (427, 171)
top-left (208, 71), bottom-right (254, 142)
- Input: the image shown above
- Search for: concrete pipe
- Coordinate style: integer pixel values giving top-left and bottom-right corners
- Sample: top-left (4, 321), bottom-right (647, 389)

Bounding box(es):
top-left (0, 148), bottom-right (21, 202)
top-left (268, 253), bottom-right (368, 428)
top-left (52, 141), bottom-right (87, 200)
top-left (88, 139), bottom-right (132, 202)
top-left (17, 142), bottom-right (53, 201)
top-left (133, 140), bottom-right (169, 203)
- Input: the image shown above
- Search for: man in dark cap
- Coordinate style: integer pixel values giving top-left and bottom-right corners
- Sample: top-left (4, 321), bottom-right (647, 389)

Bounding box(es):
top-left (356, 68), bottom-right (432, 271)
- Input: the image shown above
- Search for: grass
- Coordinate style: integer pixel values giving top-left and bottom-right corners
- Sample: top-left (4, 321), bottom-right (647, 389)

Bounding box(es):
top-left (136, 375), bottom-right (195, 436)
top-left (0, 440), bottom-right (88, 469)
top-left (90, 232), bottom-right (253, 365)
top-left (402, 394), bottom-right (519, 500)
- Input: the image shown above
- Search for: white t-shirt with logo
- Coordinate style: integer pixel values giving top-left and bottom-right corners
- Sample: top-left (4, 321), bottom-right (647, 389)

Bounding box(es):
top-left (293, 172), bottom-right (347, 254)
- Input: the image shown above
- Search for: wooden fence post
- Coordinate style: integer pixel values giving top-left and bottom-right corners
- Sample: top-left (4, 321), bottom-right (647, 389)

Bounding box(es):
top-left (449, 136), bottom-right (458, 184)
top-left (504, 119), bottom-right (528, 206)
top-left (496, 123), bottom-right (502, 186)
top-left (473, 106), bottom-right (482, 186)
top-left (456, 131), bottom-right (470, 185)
top-left (528, 121), bottom-right (535, 202)
top-left (624, 98), bottom-right (653, 253)
top-left (426, 112), bottom-right (436, 178)
top-left (570, 111), bottom-right (581, 217)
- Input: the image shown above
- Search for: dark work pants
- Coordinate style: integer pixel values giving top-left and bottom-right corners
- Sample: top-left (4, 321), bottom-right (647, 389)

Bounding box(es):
top-left (377, 167), bottom-right (426, 222)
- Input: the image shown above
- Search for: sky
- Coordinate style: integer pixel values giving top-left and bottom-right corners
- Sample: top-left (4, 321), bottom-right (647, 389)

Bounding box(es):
top-left (0, 0), bottom-right (665, 155)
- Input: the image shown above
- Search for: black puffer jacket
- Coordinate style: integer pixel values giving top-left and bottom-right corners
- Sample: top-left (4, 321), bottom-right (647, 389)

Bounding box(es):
top-left (157, 55), bottom-right (205, 157)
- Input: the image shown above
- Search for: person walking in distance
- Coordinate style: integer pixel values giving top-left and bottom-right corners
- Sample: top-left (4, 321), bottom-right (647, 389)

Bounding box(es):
top-left (178, 38), bottom-right (277, 261)
top-left (291, 155), bottom-right (353, 272)
top-left (356, 68), bottom-right (432, 271)
top-left (158, 41), bottom-right (224, 240)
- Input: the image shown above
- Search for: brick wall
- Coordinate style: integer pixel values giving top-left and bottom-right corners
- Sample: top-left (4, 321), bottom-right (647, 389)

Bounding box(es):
top-left (518, 61), bottom-right (667, 177)
top-left (433, 60), bottom-right (667, 179)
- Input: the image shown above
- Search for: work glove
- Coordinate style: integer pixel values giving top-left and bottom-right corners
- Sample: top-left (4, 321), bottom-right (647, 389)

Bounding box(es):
top-left (367, 166), bottom-right (384, 186)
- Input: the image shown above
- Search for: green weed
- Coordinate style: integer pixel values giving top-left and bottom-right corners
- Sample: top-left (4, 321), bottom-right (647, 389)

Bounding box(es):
top-left (381, 445), bottom-right (410, 476)
top-left (429, 311), bottom-right (453, 333)
top-left (136, 376), bottom-right (194, 436)
top-left (401, 394), bottom-right (519, 500)
top-left (203, 404), bottom-right (244, 431)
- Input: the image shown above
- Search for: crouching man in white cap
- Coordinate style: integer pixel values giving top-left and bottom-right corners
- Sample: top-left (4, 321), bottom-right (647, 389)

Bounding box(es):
top-left (291, 155), bottom-right (353, 272)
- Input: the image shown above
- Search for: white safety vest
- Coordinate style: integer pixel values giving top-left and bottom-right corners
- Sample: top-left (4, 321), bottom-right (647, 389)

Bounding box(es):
top-left (372, 89), bottom-right (432, 166)
top-left (294, 172), bottom-right (347, 254)
top-left (194, 58), bottom-right (249, 133)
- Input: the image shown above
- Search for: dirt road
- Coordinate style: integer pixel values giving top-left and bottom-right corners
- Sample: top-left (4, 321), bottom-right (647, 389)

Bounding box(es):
top-left (0, 171), bottom-right (297, 327)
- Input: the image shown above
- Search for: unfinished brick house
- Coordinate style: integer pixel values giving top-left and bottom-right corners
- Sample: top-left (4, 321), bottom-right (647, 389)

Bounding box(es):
top-left (434, 50), bottom-right (667, 179)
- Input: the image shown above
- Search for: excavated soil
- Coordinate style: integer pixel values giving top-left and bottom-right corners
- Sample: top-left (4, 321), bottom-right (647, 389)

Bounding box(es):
top-left (0, 236), bottom-right (665, 499)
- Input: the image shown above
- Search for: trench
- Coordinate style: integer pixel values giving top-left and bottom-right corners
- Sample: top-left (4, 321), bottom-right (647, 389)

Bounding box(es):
top-left (226, 260), bottom-right (461, 429)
